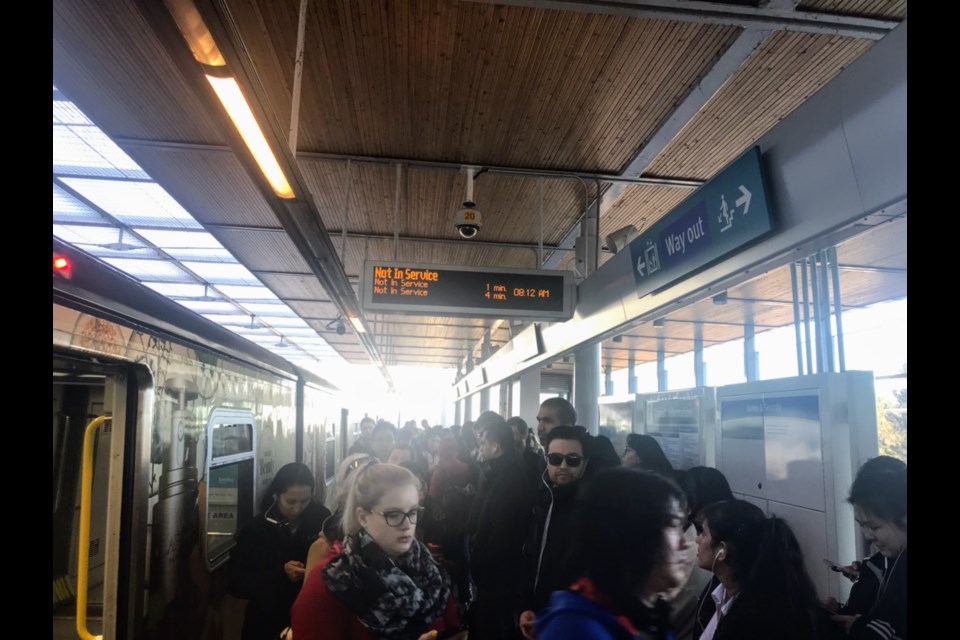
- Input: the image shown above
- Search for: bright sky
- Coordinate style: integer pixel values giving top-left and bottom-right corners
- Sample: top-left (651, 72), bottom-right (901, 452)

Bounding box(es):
top-left (329, 297), bottom-right (907, 426)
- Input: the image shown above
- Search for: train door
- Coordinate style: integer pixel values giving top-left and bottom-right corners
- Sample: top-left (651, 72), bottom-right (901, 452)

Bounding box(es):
top-left (53, 355), bottom-right (136, 640)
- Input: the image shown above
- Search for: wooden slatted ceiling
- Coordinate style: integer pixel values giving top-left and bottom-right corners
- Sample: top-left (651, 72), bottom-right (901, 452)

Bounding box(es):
top-left (53, 0), bottom-right (222, 143)
top-left (648, 31), bottom-right (873, 179)
top-left (298, 160), bottom-right (592, 246)
top-left (835, 217), bottom-right (907, 268)
top-left (798, 0), bottom-right (907, 20)
top-left (227, 1), bottom-right (737, 172)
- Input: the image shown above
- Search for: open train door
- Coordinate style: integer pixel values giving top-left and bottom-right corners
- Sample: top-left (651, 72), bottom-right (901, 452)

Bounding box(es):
top-left (53, 355), bottom-right (141, 640)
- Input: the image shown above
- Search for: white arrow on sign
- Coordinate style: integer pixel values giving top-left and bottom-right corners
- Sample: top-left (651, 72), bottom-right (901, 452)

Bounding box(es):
top-left (637, 255), bottom-right (646, 277)
top-left (736, 185), bottom-right (751, 215)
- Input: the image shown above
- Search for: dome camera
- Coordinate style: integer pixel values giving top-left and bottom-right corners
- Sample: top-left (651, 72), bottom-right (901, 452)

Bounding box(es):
top-left (455, 204), bottom-right (482, 239)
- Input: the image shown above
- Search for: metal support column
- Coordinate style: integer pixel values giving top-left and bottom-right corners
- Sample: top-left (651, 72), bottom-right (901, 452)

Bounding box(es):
top-left (657, 343), bottom-right (668, 392)
top-left (808, 256), bottom-right (824, 373)
top-left (829, 246), bottom-right (847, 371)
top-left (574, 343), bottom-right (601, 435)
top-left (694, 324), bottom-right (706, 387)
top-left (819, 249), bottom-right (835, 372)
top-left (464, 355), bottom-right (474, 423)
top-left (454, 399), bottom-right (462, 426)
top-left (604, 365), bottom-right (613, 396)
top-left (627, 352), bottom-right (637, 394)
top-left (519, 368), bottom-right (542, 427)
top-left (800, 259), bottom-right (814, 375)
top-left (744, 322), bottom-right (759, 382)
top-left (480, 332), bottom-right (491, 411)
top-left (790, 262), bottom-right (805, 375)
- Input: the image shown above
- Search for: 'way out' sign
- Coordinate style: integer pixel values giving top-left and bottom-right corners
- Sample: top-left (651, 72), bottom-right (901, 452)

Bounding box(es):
top-left (628, 146), bottom-right (774, 298)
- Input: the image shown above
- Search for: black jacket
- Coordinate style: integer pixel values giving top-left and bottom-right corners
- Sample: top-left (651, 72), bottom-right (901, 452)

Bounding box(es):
top-left (227, 501), bottom-right (331, 640)
top-left (522, 474), bottom-right (582, 611)
top-left (468, 450), bottom-right (534, 591)
top-left (847, 549), bottom-right (907, 640)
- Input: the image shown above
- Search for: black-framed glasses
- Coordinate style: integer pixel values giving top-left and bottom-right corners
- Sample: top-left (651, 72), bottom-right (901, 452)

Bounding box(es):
top-left (370, 506), bottom-right (425, 527)
top-left (546, 453), bottom-right (583, 467)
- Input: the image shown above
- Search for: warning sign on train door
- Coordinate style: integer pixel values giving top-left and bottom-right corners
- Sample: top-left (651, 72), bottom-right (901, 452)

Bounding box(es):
top-left (628, 146), bottom-right (773, 298)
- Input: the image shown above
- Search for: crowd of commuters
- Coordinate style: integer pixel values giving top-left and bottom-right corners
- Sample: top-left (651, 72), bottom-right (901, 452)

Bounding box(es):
top-left (225, 403), bottom-right (906, 640)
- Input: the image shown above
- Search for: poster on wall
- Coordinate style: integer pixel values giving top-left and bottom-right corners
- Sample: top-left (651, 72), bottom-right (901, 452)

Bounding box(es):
top-left (646, 398), bottom-right (700, 469)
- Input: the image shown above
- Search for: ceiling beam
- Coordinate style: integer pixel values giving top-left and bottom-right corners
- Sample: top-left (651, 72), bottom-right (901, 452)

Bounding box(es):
top-left (462, 0), bottom-right (899, 39)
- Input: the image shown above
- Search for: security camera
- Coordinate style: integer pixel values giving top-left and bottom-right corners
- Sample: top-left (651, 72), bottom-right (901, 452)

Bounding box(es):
top-left (336, 320), bottom-right (347, 335)
top-left (455, 204), bottom-right (482, 239)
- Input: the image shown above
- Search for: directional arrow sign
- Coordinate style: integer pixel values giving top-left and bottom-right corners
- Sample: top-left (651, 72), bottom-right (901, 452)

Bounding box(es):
top-left (628, 146), bottom-right (774, 298)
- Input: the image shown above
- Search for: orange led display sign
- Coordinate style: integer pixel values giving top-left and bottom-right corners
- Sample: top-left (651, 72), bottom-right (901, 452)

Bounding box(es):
top-left (361, 261), bottom-right (575, 320)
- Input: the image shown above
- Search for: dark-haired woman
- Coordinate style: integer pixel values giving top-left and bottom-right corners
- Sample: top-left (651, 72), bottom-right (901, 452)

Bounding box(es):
top-left (693, 499), bottom-right (827, 640)
top-left (227, 462), bottom-right (331, 640)
top-left (535, 467), bottom-right (690, 640)
top-left (622, 434), bottom-right (674, 477)
top-left (827, 456), bottom-right (907, 639)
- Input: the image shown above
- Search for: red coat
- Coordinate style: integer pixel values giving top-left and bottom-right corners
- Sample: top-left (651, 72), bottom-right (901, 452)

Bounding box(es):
top-left (290, 550), bottom-right (459, 640)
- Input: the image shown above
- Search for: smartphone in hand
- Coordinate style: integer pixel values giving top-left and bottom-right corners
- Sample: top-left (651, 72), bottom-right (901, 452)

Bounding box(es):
top-left (822, 558), bottom-right (844, 572)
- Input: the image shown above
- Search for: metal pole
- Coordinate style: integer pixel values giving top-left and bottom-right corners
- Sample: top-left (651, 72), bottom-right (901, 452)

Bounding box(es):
top-left (657, 342), bottom-right (668, 392)
top-left (800, 260), bottom-right (813, 375)
top-left (819, 249), bottom-right (835, 372)
top-left (808, 256), bottom-right (823, 373)
top-left (628, 351), bottom-right (637, 394)
top-left (829, 246), bottom-right (847, 371)
top-left (694, 324), bottom-right (706, 387)
top-left (744, 322), bottom-right (758, 381)
top-left (790, 262), bottom-right (804, 375)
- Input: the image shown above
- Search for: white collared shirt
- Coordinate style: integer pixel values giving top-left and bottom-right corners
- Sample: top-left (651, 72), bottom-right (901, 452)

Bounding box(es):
top-left (699, 582), bottom-right (739, 640)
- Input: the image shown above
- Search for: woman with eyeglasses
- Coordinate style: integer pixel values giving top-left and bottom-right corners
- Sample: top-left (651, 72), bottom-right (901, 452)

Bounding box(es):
top-left (226, 463), bottom-right (331, 640)
top-left (291, 463), bottom-right (460, 640)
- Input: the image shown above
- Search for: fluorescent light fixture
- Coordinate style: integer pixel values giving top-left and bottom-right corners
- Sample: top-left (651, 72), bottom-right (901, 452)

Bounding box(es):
top-left (205, 75), bottom-right (295, 199)
top-left (166, 0), bottom-right (294, 199)
top-left (348, 316), bottom-right (366, 333)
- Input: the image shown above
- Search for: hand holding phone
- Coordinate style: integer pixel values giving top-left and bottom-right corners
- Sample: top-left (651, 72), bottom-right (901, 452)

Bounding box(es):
top-left (823, 558), bottom-right (859, 581)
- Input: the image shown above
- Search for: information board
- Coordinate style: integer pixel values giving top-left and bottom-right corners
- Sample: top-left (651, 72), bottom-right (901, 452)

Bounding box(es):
top-left (361, 261), bottom-right (575, 319)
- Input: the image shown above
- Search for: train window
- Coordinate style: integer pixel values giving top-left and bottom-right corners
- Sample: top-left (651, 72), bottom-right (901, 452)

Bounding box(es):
top-left (205, 409), bottom-right (257, 570)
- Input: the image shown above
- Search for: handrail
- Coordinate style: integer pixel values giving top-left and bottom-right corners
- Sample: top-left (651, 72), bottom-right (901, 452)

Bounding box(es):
top-left (76, 415), bottom-right (111, 640)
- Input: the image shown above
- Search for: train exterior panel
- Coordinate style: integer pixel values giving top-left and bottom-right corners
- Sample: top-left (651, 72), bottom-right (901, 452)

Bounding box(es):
top-left (53, 251), bottom-right (342, 640)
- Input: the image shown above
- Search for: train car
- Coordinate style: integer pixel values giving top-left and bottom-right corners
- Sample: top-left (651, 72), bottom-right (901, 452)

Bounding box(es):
top-left (53, 240), bottom-right (347, 640)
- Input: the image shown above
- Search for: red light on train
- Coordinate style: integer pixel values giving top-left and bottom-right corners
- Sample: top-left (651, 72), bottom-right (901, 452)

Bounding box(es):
top-left (53, 253), bottom-right (73, 279)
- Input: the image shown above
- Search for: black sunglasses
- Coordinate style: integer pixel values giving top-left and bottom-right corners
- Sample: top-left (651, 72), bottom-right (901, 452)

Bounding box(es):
top-left (546, 453), bottom-right (584, 468)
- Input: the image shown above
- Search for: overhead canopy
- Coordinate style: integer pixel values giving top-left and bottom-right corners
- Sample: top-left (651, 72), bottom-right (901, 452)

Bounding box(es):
top-left (52, 0), bottom-right (907, 379)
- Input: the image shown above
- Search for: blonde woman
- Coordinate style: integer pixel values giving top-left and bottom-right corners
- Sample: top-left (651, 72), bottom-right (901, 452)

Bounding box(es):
top-left (291, 463), bottom-right (460, 639)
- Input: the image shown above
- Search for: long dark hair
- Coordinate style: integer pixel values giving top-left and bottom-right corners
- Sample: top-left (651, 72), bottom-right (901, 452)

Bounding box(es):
top-left (625, 434), bottom-right (674, 476)
top-left (703, 500), bottom-right (820, 637)
top-left (565, 468), bottom-right (685, 614)
top-left (260, 462), bottom-right (316, 513)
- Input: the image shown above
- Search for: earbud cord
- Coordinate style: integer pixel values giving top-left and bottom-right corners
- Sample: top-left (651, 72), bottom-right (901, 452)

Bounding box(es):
top-left (875, 546), bottom-right (904, 604)
top-left (695, 553), bottom-right (722, 633)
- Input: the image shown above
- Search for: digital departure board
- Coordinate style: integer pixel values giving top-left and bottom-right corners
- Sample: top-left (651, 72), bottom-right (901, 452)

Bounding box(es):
top-left (361, 261), bottom-right (575, 319)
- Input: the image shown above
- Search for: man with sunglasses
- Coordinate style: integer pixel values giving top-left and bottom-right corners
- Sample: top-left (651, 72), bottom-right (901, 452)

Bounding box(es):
top-left (518, 426), bottom-right (590, 639)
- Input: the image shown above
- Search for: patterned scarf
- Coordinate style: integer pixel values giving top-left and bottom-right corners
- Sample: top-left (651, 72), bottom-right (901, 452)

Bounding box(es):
top-left (322, 529), bottom-right (450, 638)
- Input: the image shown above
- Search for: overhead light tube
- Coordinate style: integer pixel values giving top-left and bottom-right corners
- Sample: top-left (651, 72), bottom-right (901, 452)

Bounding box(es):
top-left (348, 315), bottom-right (367, 334)
top-left (165, 0), bottom-right (295, 199)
